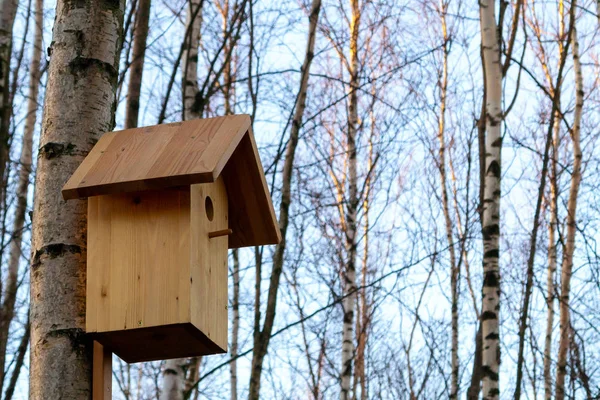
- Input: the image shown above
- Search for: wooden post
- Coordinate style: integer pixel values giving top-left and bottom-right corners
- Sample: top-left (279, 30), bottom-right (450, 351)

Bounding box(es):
top-left (92, 341), bottom-right (112, 400)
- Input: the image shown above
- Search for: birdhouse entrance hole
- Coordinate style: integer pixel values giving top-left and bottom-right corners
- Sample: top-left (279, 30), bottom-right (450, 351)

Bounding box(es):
top-left (205, 196), bottom-right (214, 221)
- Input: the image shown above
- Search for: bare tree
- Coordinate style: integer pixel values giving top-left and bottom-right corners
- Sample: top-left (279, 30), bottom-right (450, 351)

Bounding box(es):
top-left (0, 0), bottom-right (18, 190)
top-left (555, 2), bottom-right (583, 398)
top-left (478, 0), bottom-right (503, 397)
top-left (124, 0), bottom-right (152, 129)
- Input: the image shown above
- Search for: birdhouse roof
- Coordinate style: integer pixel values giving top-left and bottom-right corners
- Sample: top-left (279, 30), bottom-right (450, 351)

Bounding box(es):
top-left (62, 115), bottom-right (281, 248)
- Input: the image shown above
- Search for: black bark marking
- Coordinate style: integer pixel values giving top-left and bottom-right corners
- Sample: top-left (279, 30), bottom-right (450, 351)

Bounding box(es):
top-left (483, 272), bottom-right (499, 287)
top-left (482, 224), bottom-right (499, 240)
top-left (46, 328), bottom-right (89, 356)
top-left (487, 160), bottom-right (500, 178)
top-left (481, 365), bottom-right (499, 381)
top-left (481, 311), bottom-right (497, 321)
top-left (484, 249), bottom-right (499, 258)
top-left (39, 142), bottom-right (77, 159)
top-left (68, 57), bottom-right (118, 81)
top-left (32, 243), bottom-right (83, 269)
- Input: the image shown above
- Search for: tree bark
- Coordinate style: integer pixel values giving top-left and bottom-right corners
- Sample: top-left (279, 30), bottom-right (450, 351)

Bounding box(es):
top-left (160, 361), bottom-right (184, 400)
top-left (182, 0), bottom-right (202, 120)
top-left (0, 0), bottom-right (18, 191)
top-left (124, 0), bottom-right (151, 129)
top-left (544, 111), bottom-right (559, 400)
top-left (436, 2), bottom-right (459, 397)
top-left (544, 4), bottom-right (564, 397)
top-left (230, 249), bottom-right (240, 400)
top-left (340, 2), bottom-right (360, 399)
top-left (29, 1), bottom-right (124, 398)
top-left (247, 0), bottom-right (321, 397)
top-left (0, 0), bottom-right (42, 393)
top-left (478, 0), bottom-right (503, 398)
top-left (555, 3), bottom-right (582, 398)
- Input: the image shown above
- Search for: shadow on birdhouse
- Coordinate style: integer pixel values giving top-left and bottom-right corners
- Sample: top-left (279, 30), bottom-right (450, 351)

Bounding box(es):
top-left (62, 115), bottom-right (281, 363)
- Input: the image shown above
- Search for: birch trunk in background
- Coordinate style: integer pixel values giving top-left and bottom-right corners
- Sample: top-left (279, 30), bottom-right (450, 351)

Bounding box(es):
top-left (29, 0), bottom-right (124, 398)
top-left (124, 0), bottom-right (151, 129)
top-left (182, 0), bottom-right (201, 120)
top-left (555, 4), bottom-right (583, 398)
top-left (247, 0), bottom-right (322, 397)
top-left (436, 2), bottom-right (459, 397)
top-left (0, 0), bottom-right (17, 187)
top-left (0, 0), bottom-right (43, 393)
top-left (340, 1), bottom-right (360, 398)
top-left (544, 4), bottom-right (564, 397)
top-left (478, 0), bottom-right (503, 398)
top-left (544, 122), bottom-right (558, 400)
top-left (230, 249), bottom-right (240, 400)
top-left (162, 2), bottom-right (204, 396)
top-left (160, 361), bottom-right (184, 400)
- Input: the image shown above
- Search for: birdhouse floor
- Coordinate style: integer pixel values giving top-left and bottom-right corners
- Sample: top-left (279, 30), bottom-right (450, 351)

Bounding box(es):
top-left (93, 323), bottom-right (225, 363)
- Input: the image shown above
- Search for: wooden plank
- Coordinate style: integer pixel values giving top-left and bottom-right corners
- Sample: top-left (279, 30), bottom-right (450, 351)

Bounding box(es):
top-left (93, 324), bottom-right (225, 363)
top-left (62, 115), bottom-right (251, 200)
top-left (92, 341), bottom-right (112, 400)
top-left (86, 188), bottom-right (191, 334)
top-left (223, 130), bottom-right (281, 248)
top-left (190, 178), bottom-right (229, 351)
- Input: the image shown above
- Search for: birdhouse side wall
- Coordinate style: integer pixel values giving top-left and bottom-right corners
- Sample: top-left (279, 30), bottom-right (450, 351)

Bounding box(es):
top-left (190, 178), bottom-right (229, 351)
top-left (86, 188), bottom-right (192, 334)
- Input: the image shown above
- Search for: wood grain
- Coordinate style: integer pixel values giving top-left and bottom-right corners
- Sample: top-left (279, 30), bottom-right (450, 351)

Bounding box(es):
top-left (63, 115), bottom-right (250, 199)
top-left (222, 129), bottom-right (281, 248)
top-left (190, 178), bottom-right (229, 351)
top-left (87, 181), bottom-right (230, 362)
top-left (92, 341), bottom-right (112, 400)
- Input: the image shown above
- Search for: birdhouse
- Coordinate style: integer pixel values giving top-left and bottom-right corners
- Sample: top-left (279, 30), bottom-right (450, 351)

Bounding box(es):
top-left (62, 115), bottom-right (281, 363)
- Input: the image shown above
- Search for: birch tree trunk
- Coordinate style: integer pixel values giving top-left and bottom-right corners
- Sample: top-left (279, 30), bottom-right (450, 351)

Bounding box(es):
top-left (124, 0), bottom-right (151, 129)
top-left (436, 2), bottom-right (459, 397)
top-left (29, 1), bottom-right (124, 398)
top-left (160, 361), bottom-right (184, 400)
top-left (555, 5), bottom-right (583, 398)
top-left (0, 0), bottom-right (43, 393)
top-left (339, 1), bottom-right (360, 398)
top-left (479, 0), bottom-right (503, 398)
top-left (544, 4), bottom-right (563, 396)
top-left (230, 249), bottom-right (240, 400)
top-left (247, 0), bottom-right (321, 397)
top-left (0, 0), bottom-right (18, 188)
top-left (182, 0), bottom-right (201, 120)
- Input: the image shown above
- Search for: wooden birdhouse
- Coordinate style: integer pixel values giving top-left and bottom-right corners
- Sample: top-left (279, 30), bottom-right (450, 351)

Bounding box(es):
top-left (62, 115), bottom-right (281, 363)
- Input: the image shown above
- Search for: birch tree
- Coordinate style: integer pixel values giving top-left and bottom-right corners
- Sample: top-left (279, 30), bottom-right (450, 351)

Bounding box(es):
top-left (29, 0), bottom-right (124, 398)
top-left (0, 0), bottom-right (18, 188)
top-left (555, 2), bottom-right (583, 397)
top-left (339, 1), bottom-right (360, 397)
top-left (478, 0), bottom-right (503, 397)
top-left (124, 0), bottom-right (151, 129)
